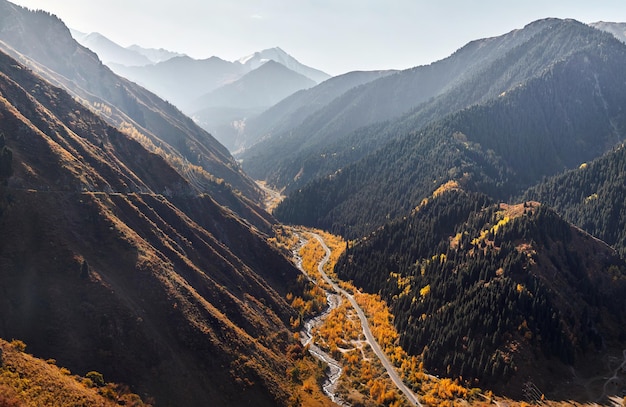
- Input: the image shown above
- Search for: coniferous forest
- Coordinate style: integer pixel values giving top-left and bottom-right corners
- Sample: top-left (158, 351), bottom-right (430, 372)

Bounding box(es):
top-left (336, 188), bottom-right (626, 395)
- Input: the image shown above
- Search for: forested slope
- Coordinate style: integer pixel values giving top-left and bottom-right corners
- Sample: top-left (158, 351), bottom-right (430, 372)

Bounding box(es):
top-left (243, 19), bottom-right (625, 193)
top-left (275, 25), bottom-right (626, 238)
top-left (336, 187), bottom-right (626, 398)
top-left (524, 143), bottom-right (626, 257)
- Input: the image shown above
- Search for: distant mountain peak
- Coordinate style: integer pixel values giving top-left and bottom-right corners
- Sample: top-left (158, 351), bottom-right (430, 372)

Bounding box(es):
top-left (70, 29), bottom-right (183, 66)
top-left (236, 47), bottom-right (331, 84)
top-left (237, 47), bottom-right (287, 65)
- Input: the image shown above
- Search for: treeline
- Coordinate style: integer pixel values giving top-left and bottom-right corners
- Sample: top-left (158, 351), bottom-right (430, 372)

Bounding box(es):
top-left (335, 189), bottom-right (626, 388)
top-left (524, 143), bottom-right (626, 257)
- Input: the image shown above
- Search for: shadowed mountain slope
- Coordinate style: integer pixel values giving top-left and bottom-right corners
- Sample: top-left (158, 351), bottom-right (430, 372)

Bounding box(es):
top-left (0, 44), bottom-right (303, 406)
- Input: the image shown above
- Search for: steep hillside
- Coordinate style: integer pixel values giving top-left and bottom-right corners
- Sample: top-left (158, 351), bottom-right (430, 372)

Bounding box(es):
top-left (524, 142), bottom-right (626, 257)
top-left (0, 1), bottom-right (262, 205)
top-left (235, 69), bottom-right (396, 151)
top-left (335, 187), bottom-right (626, 400)
top-left (0, 47), bottom-right (304, 406)
top-left (275, 20), bottom-right (626, 238)
top-left (241, 19), bottom-right (626, 192)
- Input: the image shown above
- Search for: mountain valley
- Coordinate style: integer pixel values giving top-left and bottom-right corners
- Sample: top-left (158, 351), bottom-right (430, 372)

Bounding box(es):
top-left (0, 2), bottom-right (625, 406)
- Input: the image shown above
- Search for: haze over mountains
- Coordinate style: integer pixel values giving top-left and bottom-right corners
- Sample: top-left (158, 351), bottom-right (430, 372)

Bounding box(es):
top-left (71, 30), bottom-right (331, 150)
top-left (70, 29), bottom-right (184, 66)
top-left (1, 1), bottom-right (626, 405)
top-left (241, 19), bottom-right (626, 194)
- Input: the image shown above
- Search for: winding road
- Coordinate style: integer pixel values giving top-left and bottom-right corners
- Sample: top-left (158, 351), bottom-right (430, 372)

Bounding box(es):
top-left (309, 232), bottom-right (423, 407)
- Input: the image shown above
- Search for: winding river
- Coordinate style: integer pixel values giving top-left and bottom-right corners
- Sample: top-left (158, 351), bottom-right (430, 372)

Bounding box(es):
top-left (293, 235), bottom-right (348, 406)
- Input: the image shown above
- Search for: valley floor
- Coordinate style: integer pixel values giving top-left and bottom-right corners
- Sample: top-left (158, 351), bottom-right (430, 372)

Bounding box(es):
top-left (283, 225), bottom-right (626, 407)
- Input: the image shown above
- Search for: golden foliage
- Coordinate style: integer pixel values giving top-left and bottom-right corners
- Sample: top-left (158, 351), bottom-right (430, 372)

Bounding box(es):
top-left (0, 338), bottom-right (151, 406)
top-left (432, 180), bottom-right (461, 197)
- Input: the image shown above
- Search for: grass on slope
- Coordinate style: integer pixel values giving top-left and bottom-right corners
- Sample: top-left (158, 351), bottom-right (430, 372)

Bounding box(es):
top-left (0, 338), bottom-right (151, 407)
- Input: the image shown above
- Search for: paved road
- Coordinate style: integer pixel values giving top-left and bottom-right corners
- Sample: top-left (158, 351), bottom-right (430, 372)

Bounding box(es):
top-left (310, 233), bottom-right (422, 407)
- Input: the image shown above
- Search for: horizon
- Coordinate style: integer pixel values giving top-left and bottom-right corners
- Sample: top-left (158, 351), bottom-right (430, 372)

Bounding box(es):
top-left (8, 0), bottom-right (626, 76)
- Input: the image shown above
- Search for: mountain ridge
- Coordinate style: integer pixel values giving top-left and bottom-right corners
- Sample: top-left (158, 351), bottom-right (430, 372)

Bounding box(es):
top-left (239, 18), bottom-right (570, 188)
top-left (0, 42), bottom-right (304, 406)
top-left (0, 0), bottom-right (264, 209)
top-left (108, 45), bottom-right (330, 114)
top-left (273, 18), bottom-right (626, 238)
top-left (190, 60), bottom-right (317, 150)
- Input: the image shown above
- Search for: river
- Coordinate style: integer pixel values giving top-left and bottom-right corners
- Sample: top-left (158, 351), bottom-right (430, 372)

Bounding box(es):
top-left (292, 235), bottom-right (349, 406)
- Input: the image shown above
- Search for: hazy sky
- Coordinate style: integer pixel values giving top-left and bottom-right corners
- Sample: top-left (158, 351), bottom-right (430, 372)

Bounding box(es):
top-left (9, 0), bottom-right (626, 75)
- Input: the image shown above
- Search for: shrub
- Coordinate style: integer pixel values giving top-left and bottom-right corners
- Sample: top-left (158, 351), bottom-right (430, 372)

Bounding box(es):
top-left (86, 371), bottom-right (105, 387)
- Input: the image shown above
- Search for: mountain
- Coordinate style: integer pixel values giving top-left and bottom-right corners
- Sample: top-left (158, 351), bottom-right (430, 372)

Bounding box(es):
top-left (191, 60), bottom-right (317, 150)
top-left (107, 46), bottom-right (331, 151)
top-left (109, 47), bottom-right (330, 115)
top-left (236, 47), bottom-right (331, 84)
top-left (240, 18), bottom-right (626, 192)
top-left (127, 44), bottom-right (184, 64)
top-left (109, 55), bottom-right (243, 111)
top-left (273, 18), bottom-right (626, 238)
top-left (70, 30), bottom-right (153, 66)
top-left (0, 0), bottom-right (263, 207)
top-left (0, 41), bottom-right (305, 406)
top-left (194, 60), bottom-right (316, 110)
top-left (234, 69), bottom-right (396, 152)
top-left (591, 21), bottom-right (626, 43)
top-left (524, 142), bottom-right (626, 258)
top-left (335, 187), bottom-right (626, 399)
top-left (239, 19), bottom-right (564, 188)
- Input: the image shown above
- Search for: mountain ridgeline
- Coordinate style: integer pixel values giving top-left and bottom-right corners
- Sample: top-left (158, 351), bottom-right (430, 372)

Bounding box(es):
top-left (0, 0), bottom-right (263, 208)
top-left (106, 46), bottom-right (329, 151)
top-left (241, 19), bottom-right (624, 192)
top-left (274, 19), bottom-right (626, 239)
